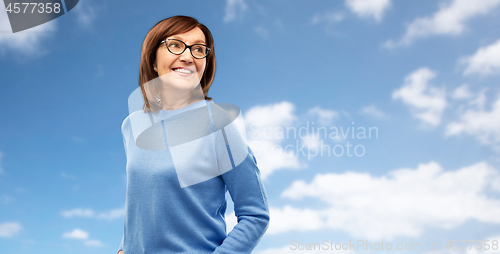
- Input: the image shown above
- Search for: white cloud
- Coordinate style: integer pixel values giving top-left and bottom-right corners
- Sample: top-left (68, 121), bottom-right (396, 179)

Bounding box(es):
top-left (266, 206), bottom-right (325, 234)
top-left (301, 134), bottom-right (322, 150)
top-left (245, 102), bottom-right (297, 137)
top-left (267, 161), bottom-right (500, 240)
top-left (310, 10), bottom-right (345, 36)
top-left (61, 208), bottom-right (124, 219)
top-left (225, 211), bottom-right (237, 234)
top-left (0, 3), bottom-right (57, 57)
top-left (254, 26), bottom-right (269, 38)
top-left (345, 0), bottom-right (391, 22)
top-left (84, 239), bottom-right (104, 247)
top-left (466, 235), bottom-right (500, 254)
top-left (392, 67), bottom-right (446, 126)
top-left (256, 244), bottom-right (350, 254)
top-left (423, 236), bottom-right (500, 254)
top-left (96, 208), bottom-right (125, 219)
top-left (358, 104), bottom-right (385, 118)
top-left (62, 228), bottom-right (104, 247)
top-left (307, 106), bottom-right (339, 126)
top-left (255, 246), bottom-right (296, 254)
top-left (311, 11), bottom-right (345, 25)
top-left (224, 0), bottom-right (248, 23)
top-left (244, 101), bottom-right (305, 179)
top-left (453, 86), bottom-right (489, 110)
top-left (461, 38), bottom-right (500, 76)
top-left (0, 222), bottom-right (22, 237)
top-left (243, 102), bottom-right (354, 177)
top-left (446, 93), bottom-right (500, 145)
top-left (469, 88), bottom-right (489, 110)
top-left (72, 0), bottom-right (97, 28)
top-left (62, 228), bottom-right (88, 240)
top-left (61, 208), bottom-right (94, 218)
top-left (384, 0), bottom-right (500, 48)
top-left (452, 84), bottom-right (473, 100)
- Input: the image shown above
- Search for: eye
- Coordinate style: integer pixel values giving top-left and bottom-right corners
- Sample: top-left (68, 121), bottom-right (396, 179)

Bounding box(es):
top-left (169, 42), bottom-right (180, 48)
top-left (192, 45), bottom-right (204, 53)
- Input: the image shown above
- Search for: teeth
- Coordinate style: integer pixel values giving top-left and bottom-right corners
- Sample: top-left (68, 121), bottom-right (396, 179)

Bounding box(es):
top-left (173, 68), bottom-right (193, 74)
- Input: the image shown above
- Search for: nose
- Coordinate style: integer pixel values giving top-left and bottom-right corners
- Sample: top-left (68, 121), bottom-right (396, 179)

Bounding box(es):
top-left (179, 48), bottom-right (194, 63)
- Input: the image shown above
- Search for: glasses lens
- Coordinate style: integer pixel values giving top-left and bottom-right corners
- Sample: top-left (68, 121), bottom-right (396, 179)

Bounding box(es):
top-left (167, 40), bottom-right (184, 54)
top-left (191, 45), bottom-right (208, 58)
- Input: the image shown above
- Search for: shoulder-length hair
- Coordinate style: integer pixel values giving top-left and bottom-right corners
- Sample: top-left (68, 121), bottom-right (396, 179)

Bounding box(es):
top-left (139, 15), bottom-right (216, 112)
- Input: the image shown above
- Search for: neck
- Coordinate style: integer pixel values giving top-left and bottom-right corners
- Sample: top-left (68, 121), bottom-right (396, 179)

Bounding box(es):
top-left (159, 84), bottom-right (205, 110)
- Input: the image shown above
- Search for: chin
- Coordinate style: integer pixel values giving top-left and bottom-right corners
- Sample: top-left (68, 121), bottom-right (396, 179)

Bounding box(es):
top-left (159, 72), bottom-right (199, 88)
top-left (171, 79), bottom-right (200, 90)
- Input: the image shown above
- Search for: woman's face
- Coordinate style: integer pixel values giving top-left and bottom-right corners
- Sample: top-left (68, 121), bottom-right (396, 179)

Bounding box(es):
top-left (154, 27), bottom-right (207, 85)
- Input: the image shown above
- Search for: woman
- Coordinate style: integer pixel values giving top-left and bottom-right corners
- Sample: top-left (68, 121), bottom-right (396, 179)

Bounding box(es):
top-left (118, 15), bottom-right (270, 254)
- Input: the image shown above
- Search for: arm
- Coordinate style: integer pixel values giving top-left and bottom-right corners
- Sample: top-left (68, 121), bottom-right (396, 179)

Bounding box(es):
top-left (214, 146), bottom-right (270, 254)
top-left (118, 128), bottom-right (127, 254)
top-left (213, 114), bottom-right (270, 253)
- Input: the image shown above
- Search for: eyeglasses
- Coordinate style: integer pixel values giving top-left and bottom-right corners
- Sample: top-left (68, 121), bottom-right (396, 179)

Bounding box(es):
top-left (160, 39), bottom-right (211, 59)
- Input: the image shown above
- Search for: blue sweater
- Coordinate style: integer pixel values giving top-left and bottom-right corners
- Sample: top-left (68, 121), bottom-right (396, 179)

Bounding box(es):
top-left (118, 99), bottom-right (270, 253)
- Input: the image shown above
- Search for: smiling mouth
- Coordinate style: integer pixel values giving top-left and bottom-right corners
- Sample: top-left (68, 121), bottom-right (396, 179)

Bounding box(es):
top-left (172, 68), bottom-right (194, 74)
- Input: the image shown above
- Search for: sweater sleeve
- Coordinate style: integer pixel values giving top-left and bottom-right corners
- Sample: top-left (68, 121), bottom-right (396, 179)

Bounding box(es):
top-left (118, 124), bottom-right (127, 253)
top-left (212, 114), bottom-right (270, 254)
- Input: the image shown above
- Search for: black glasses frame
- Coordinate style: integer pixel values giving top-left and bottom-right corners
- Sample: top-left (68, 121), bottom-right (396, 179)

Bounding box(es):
top-left (160, 38), bottom-right (211, 59)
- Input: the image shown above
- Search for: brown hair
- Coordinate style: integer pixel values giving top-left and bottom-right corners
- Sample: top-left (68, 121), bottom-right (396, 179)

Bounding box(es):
top-left (139, 15), bottom-right (216, 112)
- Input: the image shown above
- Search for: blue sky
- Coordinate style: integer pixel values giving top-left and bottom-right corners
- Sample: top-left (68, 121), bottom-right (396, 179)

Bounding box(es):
top-left (1, 0), bottom-right (500, 253)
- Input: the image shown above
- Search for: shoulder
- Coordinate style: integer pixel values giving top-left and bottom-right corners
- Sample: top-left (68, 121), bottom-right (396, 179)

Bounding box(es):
top-left (121, 113), bottom-right (132, 135)
top-left (208, 102), bottom-right (240, 130)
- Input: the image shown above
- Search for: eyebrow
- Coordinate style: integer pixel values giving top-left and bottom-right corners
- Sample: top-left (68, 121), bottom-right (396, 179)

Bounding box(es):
top-left (169, 35), bottom-right (206, 45)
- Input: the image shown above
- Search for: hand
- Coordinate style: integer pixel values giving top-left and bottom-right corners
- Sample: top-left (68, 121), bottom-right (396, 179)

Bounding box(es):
top-left (118, 251), bottom-right (123, 254)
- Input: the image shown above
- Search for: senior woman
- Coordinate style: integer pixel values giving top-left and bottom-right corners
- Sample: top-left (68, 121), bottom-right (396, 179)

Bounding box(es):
top-left (117, 15), bottom-right (270, 254)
